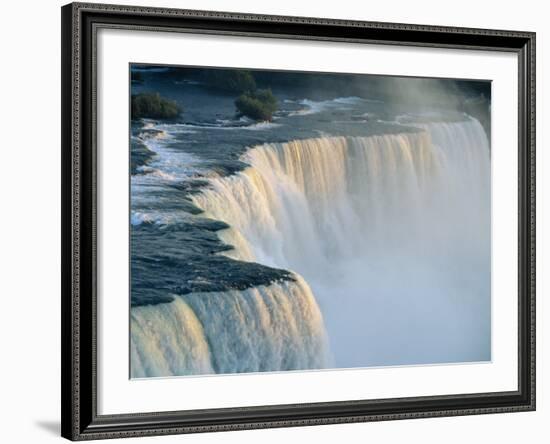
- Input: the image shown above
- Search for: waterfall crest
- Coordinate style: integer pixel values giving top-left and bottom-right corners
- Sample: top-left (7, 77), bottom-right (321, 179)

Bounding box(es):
top-left (192, 119), bottom-right (490, 271)
top-left (191, 118), bottom-right (491, 367)
top-left (131, 275), bottom-right (330, 378)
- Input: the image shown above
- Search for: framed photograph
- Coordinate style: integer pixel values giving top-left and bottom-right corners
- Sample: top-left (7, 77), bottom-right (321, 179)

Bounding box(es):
top-left (61, 2), bottom-right (536, 440)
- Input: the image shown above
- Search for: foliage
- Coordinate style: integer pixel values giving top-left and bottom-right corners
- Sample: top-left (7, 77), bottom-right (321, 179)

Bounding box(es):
top-left (235, 89), bottom-right (278, 121)
top-left (205, 70), bottom-right (257, 94)
top-left (131, 93), bottom-right (181, 120)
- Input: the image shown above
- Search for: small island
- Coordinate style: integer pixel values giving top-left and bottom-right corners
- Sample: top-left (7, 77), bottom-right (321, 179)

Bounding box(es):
top-left (201, 69), bottom-right (278, 121)
top-left (235, 89), bottom-right (278, 121)
top-left (131, 92), bottom-right (181, 120)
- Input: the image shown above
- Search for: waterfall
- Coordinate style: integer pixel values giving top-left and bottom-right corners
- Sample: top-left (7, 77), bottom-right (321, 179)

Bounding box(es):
top-left (131, 275), bottom-right (330, 378)
top-left (191, 118), bottom-right (491, 368)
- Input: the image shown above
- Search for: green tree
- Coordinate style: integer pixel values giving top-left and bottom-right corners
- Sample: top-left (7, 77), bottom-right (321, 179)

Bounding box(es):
top-left (235, 89), bottom-right (278, 121)
top-left (131, 93), bottom-right (181, 120)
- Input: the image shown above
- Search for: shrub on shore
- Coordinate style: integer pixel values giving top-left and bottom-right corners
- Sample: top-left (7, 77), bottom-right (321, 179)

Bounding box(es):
top-left (131, 93), bottom-right (181, 120)
top-left (235, 89), bottom-right (278, 121)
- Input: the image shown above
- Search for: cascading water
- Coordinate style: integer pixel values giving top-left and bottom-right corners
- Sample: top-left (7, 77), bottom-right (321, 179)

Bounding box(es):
top-left (131, 275), bottom-right (330, 377)
top-left (191, 118), bottom-right (491, 368)
top-left (129, 65), bottom-right (493, 378)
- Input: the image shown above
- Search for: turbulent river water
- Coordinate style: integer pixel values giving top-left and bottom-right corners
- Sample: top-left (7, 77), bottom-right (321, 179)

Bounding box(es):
top-left (129, 79), bottom-right (491, 378)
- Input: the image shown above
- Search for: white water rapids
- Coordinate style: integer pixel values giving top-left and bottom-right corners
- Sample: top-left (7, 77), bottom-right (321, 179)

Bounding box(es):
top-left (131, 118), bottom-right (491, 377)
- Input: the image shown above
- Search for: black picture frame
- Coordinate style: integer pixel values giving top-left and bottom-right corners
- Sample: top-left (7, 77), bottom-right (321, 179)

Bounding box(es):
top-left (61, 2), bottom-right (536, 440)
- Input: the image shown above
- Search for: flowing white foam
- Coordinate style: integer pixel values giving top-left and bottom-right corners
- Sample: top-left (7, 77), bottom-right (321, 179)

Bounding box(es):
top-left (130, 210), bottom-right (193, 227)
top-left (159, 120), bottom-right (281, 131)
top-left (288, 96), bottom-right (375, 116)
